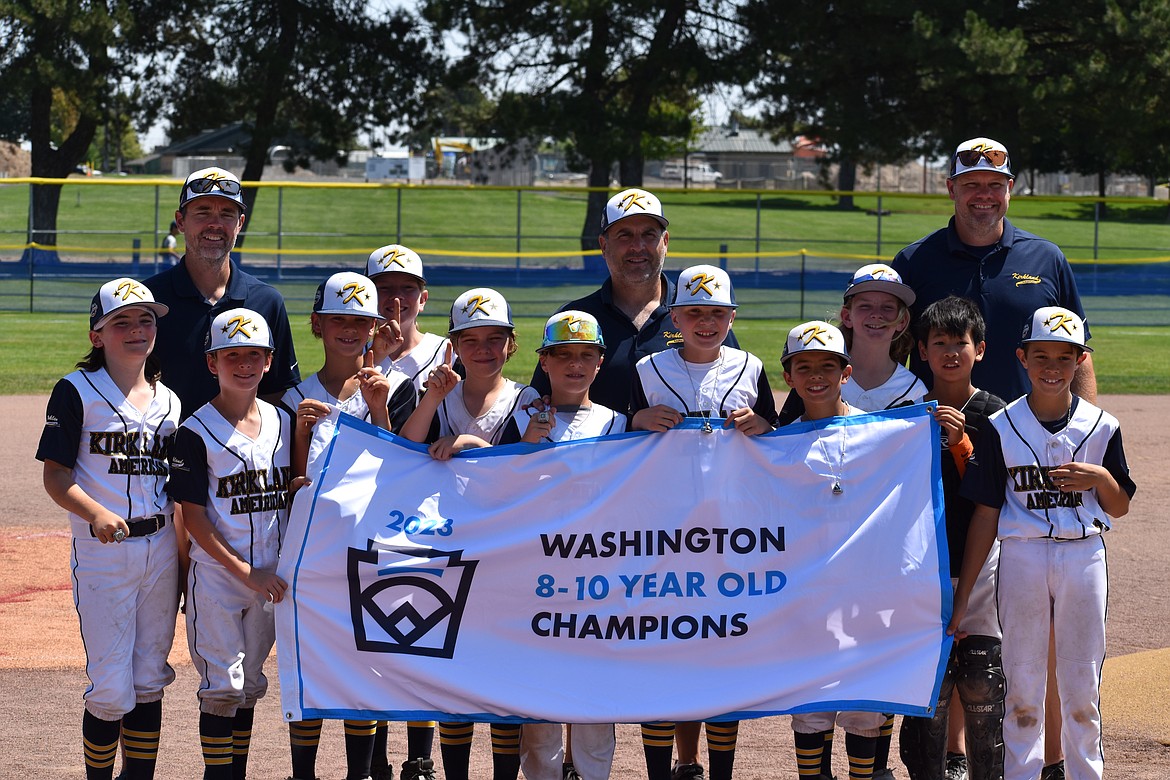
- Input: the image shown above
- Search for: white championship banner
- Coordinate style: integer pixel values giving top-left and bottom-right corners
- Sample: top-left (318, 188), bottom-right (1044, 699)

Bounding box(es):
top-left (276, 404), bottom-right (951, 724)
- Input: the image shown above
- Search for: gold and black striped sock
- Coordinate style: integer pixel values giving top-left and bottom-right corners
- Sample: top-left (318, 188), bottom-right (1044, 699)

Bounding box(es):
top-left (705, 720), bottom-right (739, 780)
top-left (289, 719), bottom-right (323, 779)
top-left (794, 729), bottom-right (826, 779)
top-left (641, 722), bottom-right (675, 780)
top-left (345, 719), bottom-right (378, 780)
top-left (407, 721), bottom-right (436, 759)
top-left (199, 712), bottom-right (235, 780)
top-left (820, 729), bottom-right (836, 777)
top-left (121, 700), bottom-right (163, 777)
top-left (490, 723), bottom-right (521, 780)
top-left (438, 722), bottom-right (474, 780)
top-left (231, 706), bottom-right (254, 780)
top-left (845, 732), bottom-right (877, 780)
top-left (82, 711), bottom-right (120, 780)
top-left (873, 715), bottom-right (895, 773)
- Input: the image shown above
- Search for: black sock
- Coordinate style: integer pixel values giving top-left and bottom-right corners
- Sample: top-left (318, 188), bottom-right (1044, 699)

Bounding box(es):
top-left (642, 722), bottom-right (675, 780)
top-left (407, 721), bottom-right (436, 759)
top-left (705, 721), bottom-right (738, 780)
top-left (345, 720), bottom-right (378, 780)
top-left (794, 729), bottom-right (826, 779)
top-left (231, 707), bottom-right (254, 780)
top-left (120, 700), bottom-right (163, 779)
top-left (490, 724), bottom-right (521, 780)
top-left (845, 732), bottom-right (877, 780)
top-left (83, 710), bottom-right (121, 780)
top-left (289, 719), bottom-right (323, 780)
top-left (438, 722), bottom-right (473, 780)
top-left (199, 712), bottom-right (234, 780)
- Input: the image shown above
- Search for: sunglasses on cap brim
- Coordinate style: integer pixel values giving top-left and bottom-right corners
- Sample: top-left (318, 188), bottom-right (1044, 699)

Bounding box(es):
top-left (186, 178), bottom-right (242, 196)
top-left (954, 148), bottom-right (1009, 170)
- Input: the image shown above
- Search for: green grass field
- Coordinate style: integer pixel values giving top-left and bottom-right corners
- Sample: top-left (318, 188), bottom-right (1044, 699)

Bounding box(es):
top-left (2, 307), bottom-right (1164, 396)
top-left (4, 179), bottom-right (1170, 262)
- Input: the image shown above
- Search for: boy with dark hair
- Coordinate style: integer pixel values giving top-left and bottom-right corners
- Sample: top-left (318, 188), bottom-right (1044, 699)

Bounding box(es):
top-left (901, 295), bottom-right (1006, 780)
top-left (950, 307), bottom-right (1135, 780)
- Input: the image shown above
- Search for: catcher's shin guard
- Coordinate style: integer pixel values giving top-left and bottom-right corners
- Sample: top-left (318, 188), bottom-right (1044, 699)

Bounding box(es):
top-left (899, 645), bottom-right (956, 780)
top-left (956, 635), bottom-right (1005, 780)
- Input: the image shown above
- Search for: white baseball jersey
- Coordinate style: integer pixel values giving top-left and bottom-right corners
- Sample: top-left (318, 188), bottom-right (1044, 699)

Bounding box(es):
top-left (169, 400), bottom-right (291, 570)
top-left (37, 369), bottom-right (181, 537)
top-left (282, 367), bottom-right (416, 465)
top-left (971, 396), bottom-right (1130, 540)
top-left (36, 369), bottom-right (181, 720)
top-left (378, 331), bottom-right (451, 395)
top-left (631, 346), bottom-right (777, 422)
top-left (432, 379), bottom-right (541, 445)
top-left (842, 362), bottom-right (926, 411)
top-left (500, 402), bottom-right (628, 444)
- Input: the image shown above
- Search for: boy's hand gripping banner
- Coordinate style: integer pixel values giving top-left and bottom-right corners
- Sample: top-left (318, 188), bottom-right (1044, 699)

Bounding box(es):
top-left (277, 405), bottom-right (950, 724)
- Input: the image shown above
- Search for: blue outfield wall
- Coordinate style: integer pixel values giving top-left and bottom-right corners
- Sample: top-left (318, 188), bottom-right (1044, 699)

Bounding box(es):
top-left (3, 254), bottom-right (1170, 326)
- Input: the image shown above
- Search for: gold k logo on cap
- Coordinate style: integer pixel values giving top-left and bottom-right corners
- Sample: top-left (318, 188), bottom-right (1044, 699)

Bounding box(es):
top-left (617, 190), bottom-right (651, 213)
top-left (380, 246), bottom-right (409, 269)
top-left (686, 272), bottom-right (718, 297)
top-left (1044, 312), bottom-right (1076, 336)
top-left (801, 324), bottom-right (830, 346)
top-left (224, 315), bottom-right (255, 339)
top-left (463, 294), bottom-right (493, 318)
top-left (113, 280), bottom-right (148, 302)
top-left (339, 282), bottom-right (368, 306)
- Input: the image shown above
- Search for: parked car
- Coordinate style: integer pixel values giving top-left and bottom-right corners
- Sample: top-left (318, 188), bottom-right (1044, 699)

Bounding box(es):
top-left (660, 160), bottom-right (723, 183)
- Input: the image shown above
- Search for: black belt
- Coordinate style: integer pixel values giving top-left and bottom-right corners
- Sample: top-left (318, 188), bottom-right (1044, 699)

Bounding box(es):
top-left (90, 514), bottom-right (168, 539)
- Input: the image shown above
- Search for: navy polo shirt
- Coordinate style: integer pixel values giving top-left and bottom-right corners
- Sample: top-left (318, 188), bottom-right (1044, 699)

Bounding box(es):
top-left (530, 274), bottom-right (740, 413)
top-left (145, 258), bottom-right (300, 417)
top-left (892, 217), bottom-right (1088, 401)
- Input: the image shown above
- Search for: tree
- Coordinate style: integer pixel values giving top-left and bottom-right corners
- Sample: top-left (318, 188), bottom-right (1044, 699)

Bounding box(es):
top-left (740, 0), bottom-right (951, 209)
top-left (165, 1), bottom-right (441, 236)
top-left (0, 1), bottom-right (183, 253)
top-left (420, 0), bottom-right (746, 251)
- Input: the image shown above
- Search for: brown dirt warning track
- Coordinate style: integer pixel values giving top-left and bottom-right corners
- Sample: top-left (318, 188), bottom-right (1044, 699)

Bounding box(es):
top-left (2, 393), bottom-right (1166, 779)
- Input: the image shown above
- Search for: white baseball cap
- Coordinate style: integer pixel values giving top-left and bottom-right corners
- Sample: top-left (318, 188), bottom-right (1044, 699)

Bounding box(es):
top-left (366, 243), bottom-right (426, 284)
top-left (949, 137), bottom-right (1014, 179)
top-left (671, 264), bottom-right (737, 308)
top-left (313, 272), bottom-right (383, 320)
top-left (844, 263), bottom-right (916, 306)
top-left (179, 166), bottom-right (247, 212)
top-left (449, 288), bottom-right (514, 333)
top-left (206, 308), bottom-right (273, 353)
top-left (781, 320), bottom-right (850, 366)
top-left (1020, 306), bottom-right (1093, 352)
top-left (90, 277), bottom-right (169, 330)
top-left (599, 188), bottom-right (669, 234)
top-left (538, 310), bottom-right (605, 352)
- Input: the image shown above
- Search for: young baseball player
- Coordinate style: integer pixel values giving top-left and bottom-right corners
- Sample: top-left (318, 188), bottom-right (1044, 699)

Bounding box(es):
top-left (168, 307), bottom-right (293, 780)
top-left (282, 271), bottom-right (417, 780)
top-left (779, 320), bottom-right (886, 780)
top-left (37, 278), bottom-right (180, 780)
top-left (950, 306), bottom-right (1135, 780)
top-left (777, 264), bottom-right (924, 428)
top-left (368, 243), bottom-right (452, 396)
top-left (365, 245), bottom-right (444, 780)
top-left (499, 310), bottom-right (626, 445)
top-left (398, 287), bottom-right (539, 780)
top-left (497, 310), bottom-right (624, 780)
top-left (898, 296), bottom-right (1007, 780)
top-left (631, 264), bottom-right (777, 780)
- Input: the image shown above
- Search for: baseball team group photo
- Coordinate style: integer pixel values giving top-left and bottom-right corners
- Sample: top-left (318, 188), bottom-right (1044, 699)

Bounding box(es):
top-left (2, 129), bottom-right (1167, 780)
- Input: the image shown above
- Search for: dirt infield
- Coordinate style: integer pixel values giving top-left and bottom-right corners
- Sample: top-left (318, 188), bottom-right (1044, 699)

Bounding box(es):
top-left (3, 393), bottom-right (1167, 778)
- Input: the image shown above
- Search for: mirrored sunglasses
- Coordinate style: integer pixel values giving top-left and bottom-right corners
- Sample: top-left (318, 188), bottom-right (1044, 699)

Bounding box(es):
top-left (955, 148), bottom-right (1009, 170)
top-left (186, 177), bottom-right (242, 196)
